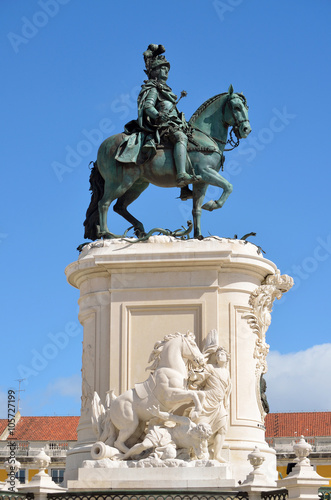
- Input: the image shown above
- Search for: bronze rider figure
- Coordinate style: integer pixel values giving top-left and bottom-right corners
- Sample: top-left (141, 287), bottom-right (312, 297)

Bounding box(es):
top-left (138, 44), bottom-right (197, 187)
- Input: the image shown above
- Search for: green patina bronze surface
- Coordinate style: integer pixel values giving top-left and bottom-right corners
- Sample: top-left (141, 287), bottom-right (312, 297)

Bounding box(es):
top-left (84, 44), bottom-right (251, 240)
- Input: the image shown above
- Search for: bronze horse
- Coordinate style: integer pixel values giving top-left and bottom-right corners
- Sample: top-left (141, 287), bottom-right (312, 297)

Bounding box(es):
top-left (84, 85), bottom-right (251, 240)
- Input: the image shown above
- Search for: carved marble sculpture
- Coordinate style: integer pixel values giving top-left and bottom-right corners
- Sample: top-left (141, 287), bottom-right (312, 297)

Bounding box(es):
top-left (188, 330), bottom-right (231, 462)
top-left (92, 332), bottom-right (206, 454)
top-left (90, 330), bottom-right (230, 466)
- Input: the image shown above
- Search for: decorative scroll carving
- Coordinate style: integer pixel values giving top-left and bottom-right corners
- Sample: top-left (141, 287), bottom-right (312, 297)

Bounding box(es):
top-left (243, 270), bottom-right (293, 373)
top-left (243, 270), bottom-right (293, 417)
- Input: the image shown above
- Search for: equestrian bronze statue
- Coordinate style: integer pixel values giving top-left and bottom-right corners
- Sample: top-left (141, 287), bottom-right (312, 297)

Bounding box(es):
top-left (84, 44), bottom-right (251, 240)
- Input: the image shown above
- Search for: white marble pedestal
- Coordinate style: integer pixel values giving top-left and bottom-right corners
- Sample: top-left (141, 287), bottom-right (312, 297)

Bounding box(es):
top-left (68, 461), bottom-right (235, 491)
top-left (64, 236), bottom-right (293, 489)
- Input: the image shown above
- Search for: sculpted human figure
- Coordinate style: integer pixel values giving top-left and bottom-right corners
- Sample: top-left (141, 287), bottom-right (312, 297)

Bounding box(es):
top-left (189, 339), bottom-right (231, 463)
top-left (139, 44), bottom-right (196, 187)
top-left (119, 406), bottom-right (212, 462)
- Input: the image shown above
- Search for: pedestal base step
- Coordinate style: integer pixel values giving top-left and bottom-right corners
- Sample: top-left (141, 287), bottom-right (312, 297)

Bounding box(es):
top-left (66, 462), bottom-right (236, 490)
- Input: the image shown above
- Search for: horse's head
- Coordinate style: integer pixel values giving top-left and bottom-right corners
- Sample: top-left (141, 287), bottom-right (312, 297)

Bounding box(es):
top-left (223, 84), bottom-right (251, 139)
top-left (182, 332), bottom-right (205, 368)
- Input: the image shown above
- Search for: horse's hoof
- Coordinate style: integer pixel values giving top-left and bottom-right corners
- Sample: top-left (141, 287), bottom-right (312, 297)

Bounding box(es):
top-left (194, 234), bottom-right (204, 240)
top-left (202, 200), bottom-right (218, 211)
top-left (134, 228), bottom-right (146, 238)
top-left (100, 232), bottom-right (113, 239)
top-left (98, 230), bottom-right (115, 239)
top-left (190, 410), bottom-right (200, 422)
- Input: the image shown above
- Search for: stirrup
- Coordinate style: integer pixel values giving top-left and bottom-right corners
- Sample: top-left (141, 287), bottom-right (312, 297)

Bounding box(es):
top-left (176, 173), bottom-right (192, 187)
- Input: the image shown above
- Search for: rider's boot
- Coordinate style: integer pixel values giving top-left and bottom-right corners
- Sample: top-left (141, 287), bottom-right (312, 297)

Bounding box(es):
top-left (174, 140), bottom-right (195, 187)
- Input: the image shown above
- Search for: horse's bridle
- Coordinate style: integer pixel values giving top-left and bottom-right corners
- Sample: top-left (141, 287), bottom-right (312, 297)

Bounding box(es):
top-left (182, 335), bottom-right (203, 367)
top-left (213, 94), bottom-right (250, 152)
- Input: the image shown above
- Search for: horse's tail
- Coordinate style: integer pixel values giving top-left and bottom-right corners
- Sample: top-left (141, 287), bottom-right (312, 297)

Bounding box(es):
top-left (83, 161), bottom-right (104, 241)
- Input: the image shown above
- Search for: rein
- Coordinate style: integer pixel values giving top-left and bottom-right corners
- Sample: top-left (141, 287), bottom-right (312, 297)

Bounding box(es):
top-left (213, 128), bottom-right (239, 151)
top-left (182, 335), bottom-right (203, 368)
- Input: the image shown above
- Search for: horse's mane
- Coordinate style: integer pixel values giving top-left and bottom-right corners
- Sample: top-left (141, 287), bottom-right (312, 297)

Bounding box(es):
top-left (190, 91), bottom-right (248, 124)
top-left (146, 331), bottom-right (196, 373)
top-left (190, 93), bottom-right (225, 123)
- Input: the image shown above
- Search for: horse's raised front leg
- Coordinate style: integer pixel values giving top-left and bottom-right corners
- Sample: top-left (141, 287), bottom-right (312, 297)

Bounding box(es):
top-left (198, 165), bottom-right (233, 212)
top-left (163, 387), bottom-right (204, 413)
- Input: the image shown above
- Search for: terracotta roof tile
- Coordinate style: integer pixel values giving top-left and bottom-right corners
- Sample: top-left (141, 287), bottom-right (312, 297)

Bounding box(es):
top-left (0, 416), bottom-right (79, 441)
top-left (265, 412), bottom-right (331, 438)
top-left (0, 420), bottom-right (8, 436)
top-left (2, 413), bottom-right (330, 442)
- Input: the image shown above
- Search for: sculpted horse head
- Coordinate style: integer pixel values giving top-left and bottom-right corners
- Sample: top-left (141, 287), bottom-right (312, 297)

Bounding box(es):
top-left (146, 331), bottom-right (205, 374)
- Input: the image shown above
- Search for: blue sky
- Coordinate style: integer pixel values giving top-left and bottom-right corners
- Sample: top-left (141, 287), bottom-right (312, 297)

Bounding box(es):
top-left (1, 0), bottom-right (331, 417)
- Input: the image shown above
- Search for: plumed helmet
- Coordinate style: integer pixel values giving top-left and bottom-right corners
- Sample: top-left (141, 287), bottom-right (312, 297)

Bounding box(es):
top-left (143, 44), bottom-right (170, 77)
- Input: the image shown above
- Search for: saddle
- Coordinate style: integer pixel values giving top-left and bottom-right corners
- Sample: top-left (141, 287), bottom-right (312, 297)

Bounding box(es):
top-left (135, 374), bottom-right (156, 399)
top-left (156, 128), bottom-right (219, 154)
top-left (115, 123), bottom-right (221, 166)
top-left (134, 374), bottom-right (168, 411)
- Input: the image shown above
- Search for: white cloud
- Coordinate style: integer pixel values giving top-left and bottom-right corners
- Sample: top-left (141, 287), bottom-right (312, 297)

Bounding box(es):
top-left (265, 343), bottom-right (331, 412)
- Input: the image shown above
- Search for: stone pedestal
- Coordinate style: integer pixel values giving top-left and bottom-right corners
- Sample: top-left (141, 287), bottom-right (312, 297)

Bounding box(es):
top-left (277, 436), bottom-right (329, 500)
top-left (277, 463), bottom-right (328, 500)
top-left (68, 463), bottom-right (235, 490)
top-left (64, 236), bottom-right (292, 488)
top-left (18, 471), bottom-right (66, 500)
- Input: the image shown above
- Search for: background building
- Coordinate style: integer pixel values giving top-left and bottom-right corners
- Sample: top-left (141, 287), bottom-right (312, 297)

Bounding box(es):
top-left (0, 413), bottom-right (79, 484)
top-left (265, 411), bottom-right (331, 484)
top-left (1, 412), bottom-right (330, 485)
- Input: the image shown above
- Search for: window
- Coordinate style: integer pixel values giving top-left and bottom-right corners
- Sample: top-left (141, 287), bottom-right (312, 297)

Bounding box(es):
top-left (15, 469), bottom-right (26, 484)
top-left (51, 469), bottom-right (64, 484)
top-left (48, 442), bottom-right (68, 450)
top-left (9, 441), bottom-right (29, 456)
top-left (47, 442), bottom-right (68, 456)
